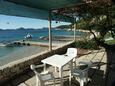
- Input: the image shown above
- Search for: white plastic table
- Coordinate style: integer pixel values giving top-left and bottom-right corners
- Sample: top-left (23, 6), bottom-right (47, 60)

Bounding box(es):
top-left (41, 54), bottom-right (75, 86)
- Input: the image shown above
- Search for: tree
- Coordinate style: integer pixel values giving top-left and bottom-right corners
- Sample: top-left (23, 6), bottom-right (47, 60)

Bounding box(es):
top-left (53, 0), bottom-right (114, 49)
top-left (75, 0), bottom-right (115, 49)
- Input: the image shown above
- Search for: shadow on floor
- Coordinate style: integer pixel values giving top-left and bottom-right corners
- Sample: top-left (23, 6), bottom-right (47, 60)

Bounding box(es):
top-left (0, 62), bottom-right (106, 86)
top-left (87, 68), bottom-right (105, 86)
top-left (0, 69), bottom-right (34, 86)
top-left (62, 62), bottom-right (106, 86)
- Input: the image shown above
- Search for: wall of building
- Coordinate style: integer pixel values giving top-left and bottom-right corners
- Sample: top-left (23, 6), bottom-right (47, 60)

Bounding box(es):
top-left (0, 41), bottom-right (75, 83)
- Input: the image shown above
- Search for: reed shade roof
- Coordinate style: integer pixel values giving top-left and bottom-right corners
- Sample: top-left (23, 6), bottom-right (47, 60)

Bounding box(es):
top-left (1, 0), bottom-right (112, 22)
top-left (3, 0), bottom-right (83, 22)
top-left (6, 0), bottom-right (81, 10)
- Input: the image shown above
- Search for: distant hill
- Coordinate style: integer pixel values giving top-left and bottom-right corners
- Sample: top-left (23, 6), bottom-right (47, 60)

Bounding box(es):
top-left (17, 27), bottom-right (25, 30)
top-left (56, 24), bottom-right (72, 29)
top-left (16, 27), bottom-right (50, 30)
top-left (0, 29), bottom-right (3, 30)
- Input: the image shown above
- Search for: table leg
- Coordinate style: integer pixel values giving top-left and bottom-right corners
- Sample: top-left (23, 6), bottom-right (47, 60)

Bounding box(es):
top-left (44, 63), bottom-right (46, 72)
top-left (55, 66), bottom-right (58, 72)
top-left (59, 67), bottom-right (63, 86)
top-left (70, 60), bottom-right (73, 73)
top-left (74, 58), bottom-right (77, 67)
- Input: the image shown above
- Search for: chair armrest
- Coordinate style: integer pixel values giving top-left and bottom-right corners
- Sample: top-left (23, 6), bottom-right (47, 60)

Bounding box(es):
top-left (78, 61), bottom-right (92, 72)
top-left (30, 64), bottom-right (45, 70)
top-left (79, 61), bottom-right (91, 65)
top-left (79, 61), bottom-right (92, 67)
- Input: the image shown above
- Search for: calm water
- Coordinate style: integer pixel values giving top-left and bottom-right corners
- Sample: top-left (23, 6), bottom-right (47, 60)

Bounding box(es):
top-left (0, 46), bottom-right (48, 66)
top-left (0, 28), bottom-right (84, 66)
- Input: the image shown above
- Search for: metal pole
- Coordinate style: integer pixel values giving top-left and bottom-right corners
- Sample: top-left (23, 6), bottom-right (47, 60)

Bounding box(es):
top-left (48, 12), bottom-right (52, 51)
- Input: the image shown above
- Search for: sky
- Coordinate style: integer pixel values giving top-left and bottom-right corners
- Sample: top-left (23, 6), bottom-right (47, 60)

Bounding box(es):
top-left (0, 14), bottom-right (70, 29)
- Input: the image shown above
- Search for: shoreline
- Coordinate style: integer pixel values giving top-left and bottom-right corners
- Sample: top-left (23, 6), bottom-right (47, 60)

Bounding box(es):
top-left (0, 35), bottom-right (78, 47)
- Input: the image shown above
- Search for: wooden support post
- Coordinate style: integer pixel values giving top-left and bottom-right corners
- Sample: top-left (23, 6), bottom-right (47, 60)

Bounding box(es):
top-left (74, 21), bottom-right (76, 41)
top-left (48, 12), bottom-right (52, 51)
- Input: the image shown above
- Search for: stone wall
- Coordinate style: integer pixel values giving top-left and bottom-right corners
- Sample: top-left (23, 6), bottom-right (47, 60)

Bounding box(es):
top-left (0, 41), bottom-right (75, 83)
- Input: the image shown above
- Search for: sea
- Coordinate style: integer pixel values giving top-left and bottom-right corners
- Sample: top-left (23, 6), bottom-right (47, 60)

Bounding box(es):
top-left (0, 28), bottom-right (84, 66)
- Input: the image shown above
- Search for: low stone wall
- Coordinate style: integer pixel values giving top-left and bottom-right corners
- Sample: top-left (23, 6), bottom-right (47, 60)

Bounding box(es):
top-left (0, 41), bottom-right (75, 83)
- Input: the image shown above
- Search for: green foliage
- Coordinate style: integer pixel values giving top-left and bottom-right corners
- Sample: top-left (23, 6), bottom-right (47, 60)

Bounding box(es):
top-left (105, 40), bottom-right (115, 45)
top-left (76, 19), bottom-right (90, 30)
top-left (75, 2), bottom-right (115, 45)
top-left (74, 40), bottom-right (99, 50)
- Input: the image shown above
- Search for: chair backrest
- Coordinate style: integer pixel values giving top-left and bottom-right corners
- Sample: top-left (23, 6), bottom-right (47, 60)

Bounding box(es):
top-left (30, 64), bottom-right (55, 86)
top-left (30, 64), bottom-right (43, 81)
top-left (79, 61), bottom-right (92, 71)
top-left (66, 48), bottom-right (77, 57)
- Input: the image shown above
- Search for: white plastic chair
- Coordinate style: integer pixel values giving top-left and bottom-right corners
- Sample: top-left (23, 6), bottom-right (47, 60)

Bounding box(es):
top-left (30, 64), bottom-right (55, 86)
top-left (69, 61), bottom-right (92, 86)
top-left (54, 48), bottom-right (77, 72)
top-left (65, 48), bottom-right (77, 57)
top-left (65, 48), bottom-right (77, 67)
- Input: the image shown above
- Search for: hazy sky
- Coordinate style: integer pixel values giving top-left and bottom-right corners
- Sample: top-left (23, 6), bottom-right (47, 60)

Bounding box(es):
top-left (0, 14), bottom-right (70, 29)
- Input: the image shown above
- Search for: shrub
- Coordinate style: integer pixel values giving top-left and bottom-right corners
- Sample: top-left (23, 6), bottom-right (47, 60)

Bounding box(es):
top-left (74, 40), bottom-right (99, 50)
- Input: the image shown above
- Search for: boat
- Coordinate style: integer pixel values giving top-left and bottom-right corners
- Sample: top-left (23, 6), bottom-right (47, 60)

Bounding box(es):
top-left (25, 33), bottom-right (33, 39)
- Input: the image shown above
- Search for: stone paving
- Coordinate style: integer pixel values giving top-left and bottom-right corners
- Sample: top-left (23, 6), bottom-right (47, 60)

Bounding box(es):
top-left (2, 49), bottom-right (107, 86)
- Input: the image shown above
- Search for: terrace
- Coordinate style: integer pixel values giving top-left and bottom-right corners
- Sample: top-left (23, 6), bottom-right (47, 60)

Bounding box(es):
top-left (0, 0), bottom-right (115, 86)
top-left (1, 47), bottom-right (108, 86)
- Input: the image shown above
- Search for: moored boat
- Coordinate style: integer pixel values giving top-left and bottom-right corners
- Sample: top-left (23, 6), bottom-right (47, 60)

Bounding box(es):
top-left (25, 33), bottom-right (33, 39)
